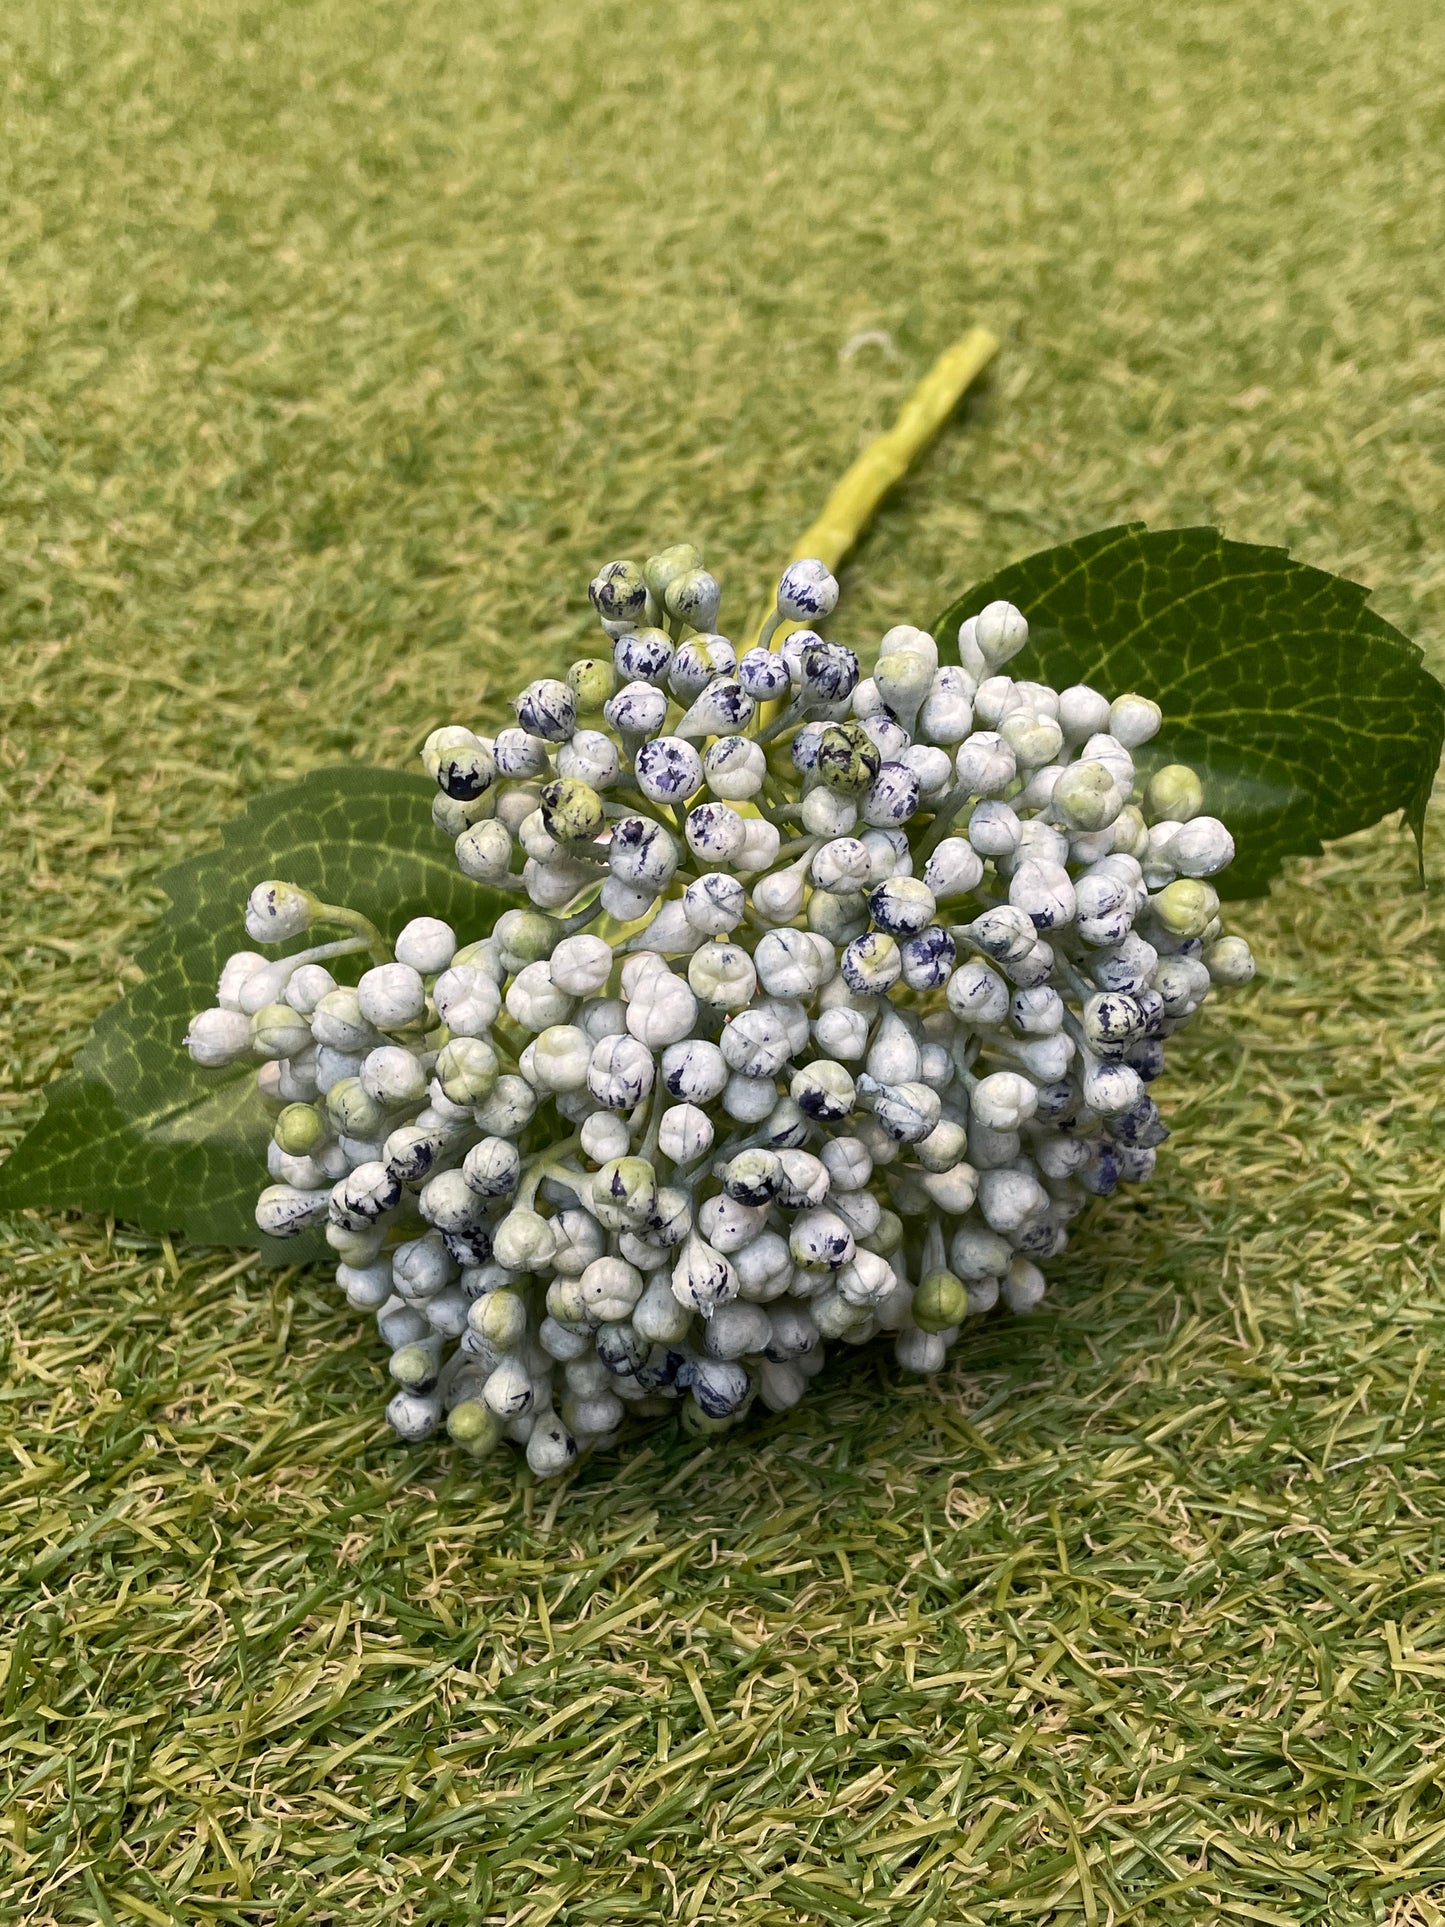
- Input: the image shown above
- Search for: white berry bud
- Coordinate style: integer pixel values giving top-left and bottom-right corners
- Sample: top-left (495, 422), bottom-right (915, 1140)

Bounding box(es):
top-left (587, 1032), bottom-right (655, 1110)
top-left (868, 876), bottom-right (936, 937)
top-left (719, 1006), bottom-right (793, 1080)
top-left (530, 1024), bottom-right (592, 1092)
top-left (245, 881), bottom-right (313, 943)
top-left (801, 786), bottom-right (857, 838)
top-left (671, 1233), bottom-right (739, 1314)
top-left (1052, 760), bottom-right (1123, 832)
top-left (256, 1183), bottom-right (331, 1236)
top-left (658, 1102), bottom-right (713, 1164)
top-left (700, 1192), bottom-right (771, 1253)
top-left (840, 931), bottom-right (900, 995)
top-left (858, 1076), bottom-right (941, 1144)
top-left (659, 1037), bottom-right (728, 1102)
top-left (609, 815), bottom-right (679, 889)
top-left (777, 558), bottom-right (839, 620)
top-left (1057, 684), bottom-right (1112, 744)
top-left (703, 734), bottom-right (766, 800)
top-left (474, 1074), bottom-right (537, 1137)
top-left (1003, 1254), bottom-right (1047, 1313)
top-left (973, 600), bottom-right (1029, 668)
top-left (580, 1256), bottom-right (645, 1323)
top-left (735, 817), bottom-right (781, 875)
top-left (1108, 693), bottom-right (1162, 748)
top-left (676, 679), bottom-right (756, 741)
top-left (1080, 732), bottom-right (1135, 795)
top-left (923, 838), bottom-right (984, 904)
top-left (1206, 935), bottom-right (1255, 985)
top-left (506, 961), bottom-right (573, 1031)
top-left (813, 1137), bottom-right (867, 1194)
top-left (624, 970), bottom-right (697, 1048)
top-left (687, 941), bottom-right (756, 1010)
top-left (954, 732), bottom-right (1017, 797)
top-left (217, 951), bottom-right (269, 1011)
top-left (186, 1007), bottom-right (253, 1067)
top-left (670, 634), bottom-right (736, 700)
top-left (1168, 816), bottom-right (1235, 877)
top-left (790, 1208), bottom-right (856, 1273)
top-left (514, 678), bottom-right (576, 742)
top-left (634, 735), bottom-right (704, 806)
top-left (919, 666), bottom-right (975, 744)
top-left (548, 934), bottom-right (613, 996)
top-left (683, 872), bottom-right (746, 936)
top-left (1008, 859), bottom-right (1076, 932)
top-left (999, 711), bottom-right (1063, 771)
top-left (836, 1248), bottom-right (896, 1306)
top-left (355, 963), bottom-right (425, 1033)
top-left (971, 1071), bottom-right (1039, 1131)
top-left (361, 1044), bottom-right (428, 1108)
top-left (462, 1137), bottom-right (522, 1198)
top-left (430, 1037), bottom-right (497, 1108)
top-left (394, 917), bottom-right (457, 975)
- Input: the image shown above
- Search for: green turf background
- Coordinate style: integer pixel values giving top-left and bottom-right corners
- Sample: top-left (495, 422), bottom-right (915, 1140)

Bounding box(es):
top-left (4, 1), bottom-right (1445, 1921)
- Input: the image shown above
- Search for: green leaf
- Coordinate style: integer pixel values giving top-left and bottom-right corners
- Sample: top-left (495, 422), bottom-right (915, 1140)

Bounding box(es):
top-left (932, 524), bottom-right (1445, 898)
top-left (0, 767), bottom-right (507, 1260)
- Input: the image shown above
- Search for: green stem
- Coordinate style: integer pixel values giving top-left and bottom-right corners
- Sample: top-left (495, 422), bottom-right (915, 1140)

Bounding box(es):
top-left (756, 696), bottom-right (806, 746)
top-left (922, 1220), bottom-right (946, 1275)
top-left (910, 782), bottom-right (975, 864)
top-left (517, 1135), bottom-right (584, 1209)
top-left (748, 327), bottom-right (999, 652)
top-left (557, 891), bottom-right (607, 935)
top-left (284, 935), bottom-right (371, 973)
top-left (772, 834), bottom-right (817, 864)
top-left (308, 899), bottom-right (392, 964)
top-left (493, 1015), bottom-right (530, 1059)
top-left (637, 1093), bottom-right (663, 1166)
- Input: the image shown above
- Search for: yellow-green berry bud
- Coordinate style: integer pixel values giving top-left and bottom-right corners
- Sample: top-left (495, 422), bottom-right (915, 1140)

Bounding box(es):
top-left (421, 724), bottom-right (480, 781)
top-left (434, 733), bottom-right (495, 803)
top-left (469, 1289), bottom-right (528, 1351)
top-left (326, 1077), bottom-right (390, 1139)
top-left (662, 567), bottom-right (721, 631)
top-left (432, 790), bottom-right (494, 838)
top-left (568, 657), bottom-right (616, 712)
top-left (1144, 763), bottom-right (1205, 825)
top-left (494, 908), bottom-right (560, 971)
top-left (874, 649), bottom-right (934, 728)
top-left (1153, 877), bottom-right (1220, 939)
top-left (913, 1269), bottom-right (968, 1332)
top-left (540, 777), bottom-right (606, 845)
top-left (817, 723), bottom-right (882, 796)
top-left (435, 1036), bottom-right (500, 1105)
top-left (249, 1002), bottom-right (313, 1060)
top-left (274, 1102), bottom-right (325, 1157)
top-left (1111, 803), bottom-right (1149, 857)
top-left (446, 1399), bottom-right (501, 1455)
top-left (389, 1343), bottom-right (437, 1389)
top-left (643, 543), bottom-right (704, 604)
top-left (867, 1209), bottom-right (904, 1258)
top-left (591, 1156), bottom-right (658, 1230)
top-left (1052, 759), bottom-right (1121, 831)
top-left (589, 559), bottom-right (650, 627)
top-left (451, 939), bottom-right (498, 970)
top-left (681, 1400), bottom-right (737, 1439)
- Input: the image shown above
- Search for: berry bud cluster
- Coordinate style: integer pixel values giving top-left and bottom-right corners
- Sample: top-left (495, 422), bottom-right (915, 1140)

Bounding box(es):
top-left (186, 543), bottom-right (1254, 1476)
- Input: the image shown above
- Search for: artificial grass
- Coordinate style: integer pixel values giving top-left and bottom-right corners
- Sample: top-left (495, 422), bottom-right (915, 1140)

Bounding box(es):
top-left (3, 0), bottom-right (1445, 1920)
